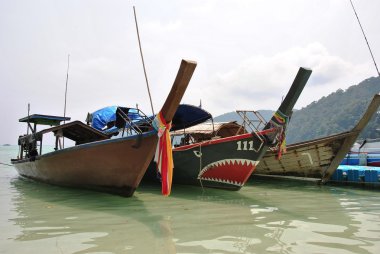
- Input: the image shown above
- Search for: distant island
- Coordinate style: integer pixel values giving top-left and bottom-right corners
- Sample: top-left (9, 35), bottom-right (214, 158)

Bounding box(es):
top-left (3, 144), bottom-right (11, 146)
top-left (214, 110), bottom-right (274, 123)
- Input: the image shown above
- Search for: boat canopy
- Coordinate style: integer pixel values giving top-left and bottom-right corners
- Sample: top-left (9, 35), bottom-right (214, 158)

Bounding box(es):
top-left (38, 121), bottom-right (109, 145)
top-left (19, 114), bottom-right (71, 126)
top-left (172, 121), bottom-right (247, 140)
top-left (171, 104), bottom-right (212, 131)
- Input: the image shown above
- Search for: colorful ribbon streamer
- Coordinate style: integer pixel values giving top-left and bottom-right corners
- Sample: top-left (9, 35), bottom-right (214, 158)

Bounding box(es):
top-left (276, 131), bottom-right (287, 160)
top-left (153, 112), bottom-right (173, 196)
top-left (273, 111), bottom-right (287, 125)
top-left (272, 110), bottom-right (289, 160)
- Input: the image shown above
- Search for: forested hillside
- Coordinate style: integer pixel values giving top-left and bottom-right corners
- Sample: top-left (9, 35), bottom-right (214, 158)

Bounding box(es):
top-left (213, 76), bottom-right (380, 145)
top-left (286, 76), bottom-right (380, 144)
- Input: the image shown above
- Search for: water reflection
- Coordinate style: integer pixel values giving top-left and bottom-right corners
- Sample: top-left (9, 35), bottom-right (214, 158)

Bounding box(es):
top-left (4, 173), bottom-right (380, 253)
top-left (340, 197), bottom-right (380, 253)
top-left (9, 178), bottom-right (173, 253)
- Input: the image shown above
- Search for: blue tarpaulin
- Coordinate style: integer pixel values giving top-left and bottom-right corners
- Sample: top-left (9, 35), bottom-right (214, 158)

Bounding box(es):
top-left (90, 104), bottom-right (212, 132)
top-left (91, 106), bottom-right (146, 131)
top-left (91, 106), bottom-right (118, 131)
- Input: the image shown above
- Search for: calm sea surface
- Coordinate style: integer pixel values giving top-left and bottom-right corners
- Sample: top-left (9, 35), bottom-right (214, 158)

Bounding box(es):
top-left (1, 146), bottom-right (380, 254)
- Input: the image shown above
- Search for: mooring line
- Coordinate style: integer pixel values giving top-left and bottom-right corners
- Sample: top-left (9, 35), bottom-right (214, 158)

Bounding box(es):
top-left (133, 6), bottom-right (155, 116)
top-left (349, 0), bottom-right (380, 77)
top-left (197, 144), bottom-right (205, 193)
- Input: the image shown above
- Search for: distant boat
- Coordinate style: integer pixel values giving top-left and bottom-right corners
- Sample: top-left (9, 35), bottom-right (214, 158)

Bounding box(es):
top-left (254, 94), bottom-right (380, 183)
top-left (341, 138), bottom-right (380, 167)
top-left (350, 138), bottom-right (380, 154)
top-left (145, 67), bottom-right (312, 190)
top-left (11, 59), bottom-right (197, 197)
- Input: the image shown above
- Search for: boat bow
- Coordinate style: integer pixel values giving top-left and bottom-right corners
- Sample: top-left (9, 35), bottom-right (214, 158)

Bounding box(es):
top-left (153, 60), bottom-right (197, 195)
top-left (263, 67), bottom-right (312, 157)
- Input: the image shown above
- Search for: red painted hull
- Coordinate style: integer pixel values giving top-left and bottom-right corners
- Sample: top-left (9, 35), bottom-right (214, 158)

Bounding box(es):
top-left (146, 133), bottom-right (265, 190)
top-left (367, 161), bottom-right (380, 167)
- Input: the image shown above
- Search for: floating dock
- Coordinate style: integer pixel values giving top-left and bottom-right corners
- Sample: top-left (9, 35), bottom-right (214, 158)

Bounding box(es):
top-left (253, 164), bottom-right (380, 188)
top-left (330, 165), bottom-right (380, 186)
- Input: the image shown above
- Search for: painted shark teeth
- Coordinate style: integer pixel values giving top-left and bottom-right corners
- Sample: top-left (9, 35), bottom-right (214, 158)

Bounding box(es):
top-left (197, 159), bottom-right (258, 186)
top-left (198, 159), bottom-right (258, 176)
top-left (200, 177), bottom-right (243, 186)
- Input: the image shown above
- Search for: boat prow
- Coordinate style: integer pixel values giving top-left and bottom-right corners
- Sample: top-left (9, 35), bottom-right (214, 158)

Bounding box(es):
top-left (254, 93), bottom-right (380, 183)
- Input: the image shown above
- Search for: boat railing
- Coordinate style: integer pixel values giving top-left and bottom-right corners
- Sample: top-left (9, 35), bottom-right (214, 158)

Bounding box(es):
top-left (236, 110), bottom-right (267, 133)
top-left (117, 108), bottom-right (153, 137)
top-left (236, 110), bottom-right (267, 152)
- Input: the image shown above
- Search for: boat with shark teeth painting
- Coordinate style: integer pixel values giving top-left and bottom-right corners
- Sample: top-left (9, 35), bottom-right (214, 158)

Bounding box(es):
top-left (144, 67), bottom-right (312, 190)
top-left (11, 60), bottom-right (197, 197)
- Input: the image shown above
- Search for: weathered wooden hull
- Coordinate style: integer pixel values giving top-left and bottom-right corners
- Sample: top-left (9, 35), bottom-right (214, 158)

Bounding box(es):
top-left (13, 132), bottom-right (158, 196)
top-left (255, 132), bottom-right (353, 178)
top-left (255, 94), bottom-right (380, 181)
top-left (12, 59), bottom-right (197, 197)
top-left (146, 133), bottom-right (264, 190)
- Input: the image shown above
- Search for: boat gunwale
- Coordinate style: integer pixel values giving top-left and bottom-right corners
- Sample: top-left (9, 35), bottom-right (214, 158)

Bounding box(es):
top-left (269, 131), bottom-right (357, 153)
top-left (173, 128), bottom-right (275, 152)
top-left (11, 129), bottom-right (157, 164)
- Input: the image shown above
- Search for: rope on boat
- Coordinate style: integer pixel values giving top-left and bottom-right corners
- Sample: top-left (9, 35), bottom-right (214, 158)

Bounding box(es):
top-left (197, 143), bottom-right (205, 192)
top-left (63, 54), bottom-right (70, 149)
top-left (349, 0), bottom-right (380, 77)
top-left (133, 6), bottom-right (155, 116)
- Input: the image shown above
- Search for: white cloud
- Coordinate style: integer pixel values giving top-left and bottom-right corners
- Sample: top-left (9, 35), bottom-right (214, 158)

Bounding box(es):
top-left (0, 0), bottom-right (379, 144)
top-left (191, 43), bottom-right (375, 115)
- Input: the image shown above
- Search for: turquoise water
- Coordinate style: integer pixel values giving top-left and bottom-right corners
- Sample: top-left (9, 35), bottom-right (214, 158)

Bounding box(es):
top-left (1, 146), bottom-right (380, 254)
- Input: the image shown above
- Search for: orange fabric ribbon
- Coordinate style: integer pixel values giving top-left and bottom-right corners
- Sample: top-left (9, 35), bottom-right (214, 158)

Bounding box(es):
top-left (153, 112), bottom-right (173, 196)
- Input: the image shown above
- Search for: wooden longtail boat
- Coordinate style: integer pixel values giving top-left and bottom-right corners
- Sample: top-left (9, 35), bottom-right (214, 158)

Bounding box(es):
top-left (145, 67), bottom-right (312, 190)
top-left (254, 94), bottom-right (380, 183)
top-left (11, 59), bottom-right (197, 197)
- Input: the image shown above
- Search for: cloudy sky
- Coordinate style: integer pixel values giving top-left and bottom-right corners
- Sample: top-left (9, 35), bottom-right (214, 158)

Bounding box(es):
top-left (1, 0), bottom-right (379, 145)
